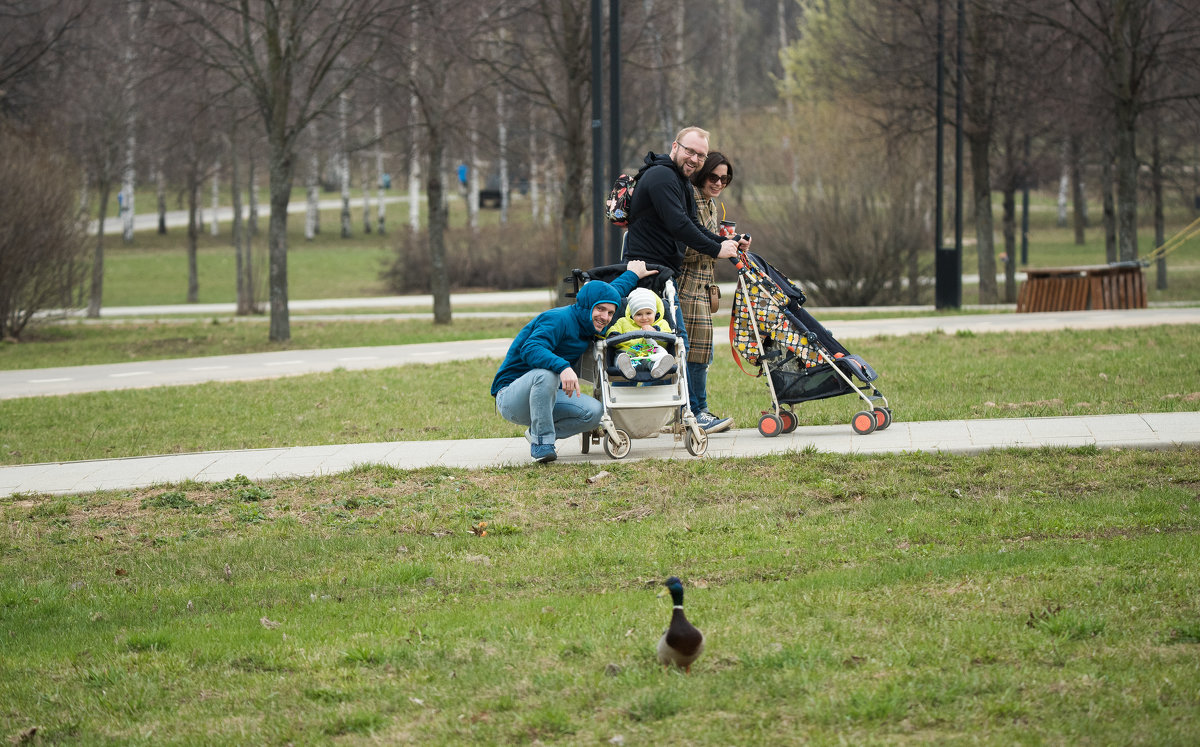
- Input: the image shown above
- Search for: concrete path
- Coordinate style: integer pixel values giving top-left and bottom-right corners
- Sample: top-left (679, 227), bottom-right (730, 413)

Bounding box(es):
top-left (2, 304), bottom-right (1198, 498)
top-left (4, 413), bottom-right (1198, 499)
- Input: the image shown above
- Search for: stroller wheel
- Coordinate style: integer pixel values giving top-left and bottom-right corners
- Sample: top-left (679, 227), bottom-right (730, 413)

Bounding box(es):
top-left (873, 407), bottom-right (892, 431)
top-left (852, 410), bottom-right (878, 435)
top-left (758, 413), bottom-right (784, 438)
top-left (685, 427), bottom-right (708, 457)
top-left (603, 429), bottom-right (631, 459)
top-left (779, 408), bottom-right (798, 434)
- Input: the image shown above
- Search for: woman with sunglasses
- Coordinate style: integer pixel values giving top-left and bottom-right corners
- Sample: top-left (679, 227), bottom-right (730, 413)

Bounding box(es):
top-left (678, 153), bottom-right (736, 434)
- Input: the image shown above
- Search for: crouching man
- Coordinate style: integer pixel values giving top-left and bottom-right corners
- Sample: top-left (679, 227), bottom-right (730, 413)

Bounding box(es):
top-left (491, 260), bottom-right (658, 463)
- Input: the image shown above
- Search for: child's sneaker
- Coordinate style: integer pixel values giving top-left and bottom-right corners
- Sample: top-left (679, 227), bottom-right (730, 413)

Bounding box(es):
top-left (531, 443), bottom-right (558, 463)
top-left (650, 354), bottom-right (676, 379)
top-left (615, 352), bottom-right (637, 379)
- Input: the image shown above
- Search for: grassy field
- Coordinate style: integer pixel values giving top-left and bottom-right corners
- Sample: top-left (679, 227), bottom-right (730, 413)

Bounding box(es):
top-left (2, 324), bottom-right (1198, 466)
top-left (83, 188), bottom-right (1200, 308)
top-left (3, 447), bottom-right (1198, 743)
top-left (3, 194), bottom-right (1198, 743)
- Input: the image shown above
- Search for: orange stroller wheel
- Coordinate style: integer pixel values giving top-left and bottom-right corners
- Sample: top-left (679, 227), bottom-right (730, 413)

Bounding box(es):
top-left (758, 413), bottom-right (783, 438)
top-left (851, 410), bottom-right (877, 435)
top-left (873, 407), bottom-right (892, 431)
top-left (779, 409), bottom-right (798, 434)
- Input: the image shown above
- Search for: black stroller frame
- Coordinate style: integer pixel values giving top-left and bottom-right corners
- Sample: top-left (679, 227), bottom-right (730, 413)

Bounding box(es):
top-left (565, 263), bottom-right (708, 459)
top-left (729, 249), bottom-right (893, 437)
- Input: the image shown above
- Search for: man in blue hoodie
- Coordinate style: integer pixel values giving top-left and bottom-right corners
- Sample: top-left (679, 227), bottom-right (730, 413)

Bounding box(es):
top-left (492, 260), bottom-right (658, 463)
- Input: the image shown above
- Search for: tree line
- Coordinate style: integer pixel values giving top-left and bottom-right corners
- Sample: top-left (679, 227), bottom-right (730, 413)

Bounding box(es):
top-left (2, 0), bottom-right (1198, 340)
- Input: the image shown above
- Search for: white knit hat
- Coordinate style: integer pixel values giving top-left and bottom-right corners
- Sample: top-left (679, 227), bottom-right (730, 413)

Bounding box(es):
top-left (626, 287), bottom-right (658, 317)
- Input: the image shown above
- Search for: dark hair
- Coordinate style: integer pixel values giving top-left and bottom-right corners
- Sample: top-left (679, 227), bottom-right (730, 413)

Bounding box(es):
top-left (691, 151), bottom-right (733, 189)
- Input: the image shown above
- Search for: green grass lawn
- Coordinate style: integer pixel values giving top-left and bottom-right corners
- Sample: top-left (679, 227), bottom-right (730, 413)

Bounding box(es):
top-left (84, 189), bottom-right (1200, 308)
top-left (3, 324), bottom-right (1198, 466)
top-left (3, 447), bottom-right (1198, 743)
top-left (3, 197), bottom-right (1198, 743)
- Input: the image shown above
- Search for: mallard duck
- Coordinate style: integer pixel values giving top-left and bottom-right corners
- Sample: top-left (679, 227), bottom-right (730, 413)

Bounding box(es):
top-left (656, 576), bottom-right (704, 673)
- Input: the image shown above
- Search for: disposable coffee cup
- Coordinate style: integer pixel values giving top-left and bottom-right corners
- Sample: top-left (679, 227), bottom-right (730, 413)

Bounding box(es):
top-left (719, 220), bottom-right (736, 238)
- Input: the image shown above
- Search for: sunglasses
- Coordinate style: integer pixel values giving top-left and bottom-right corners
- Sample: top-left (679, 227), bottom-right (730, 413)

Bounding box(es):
top-left (706, 173), bottom-right (731, 186)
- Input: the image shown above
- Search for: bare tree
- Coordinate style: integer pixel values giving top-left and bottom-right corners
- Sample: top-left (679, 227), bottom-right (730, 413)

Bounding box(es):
top-left (1019, 0), bottom-right (1200, 262)
top-left (381, 1), bottom-right (495, 324)
top-left (159, 0), bottom-right (391, 341)
top-left (0, 0), bottom-right (89, 122)
top-left (0, 128), bottom-right (88, 339)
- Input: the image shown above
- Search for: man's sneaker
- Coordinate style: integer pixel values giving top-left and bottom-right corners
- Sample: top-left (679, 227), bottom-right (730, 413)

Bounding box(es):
top-left (650, 354), bottom-right (676, 379)
top-left (696, 411), bottom-right (733, 434)
top-left (531, 444), bottom-right (558, 463)
top-left (615, 352), bottom-right (637, 379)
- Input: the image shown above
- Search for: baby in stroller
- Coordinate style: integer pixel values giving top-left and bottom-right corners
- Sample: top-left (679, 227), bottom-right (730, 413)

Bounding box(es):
top-left (607, 287), bottom-right (678, 381)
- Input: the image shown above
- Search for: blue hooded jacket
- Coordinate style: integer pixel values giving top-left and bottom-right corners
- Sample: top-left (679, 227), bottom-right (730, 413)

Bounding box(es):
top-left (490, 270), bottom-right (639, 396)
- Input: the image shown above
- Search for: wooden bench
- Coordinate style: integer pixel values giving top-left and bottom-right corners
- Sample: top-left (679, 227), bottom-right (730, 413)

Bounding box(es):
top-left (1016, 263), bottom-right (1147, 313)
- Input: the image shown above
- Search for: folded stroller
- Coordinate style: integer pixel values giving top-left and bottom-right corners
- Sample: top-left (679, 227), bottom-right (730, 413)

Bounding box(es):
top-left (565, 263), bottom-right (708, 459)
top-left (729, 250), bottom-right (892, 436)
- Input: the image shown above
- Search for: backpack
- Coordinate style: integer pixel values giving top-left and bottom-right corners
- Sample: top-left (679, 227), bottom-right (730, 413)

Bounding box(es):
top-left (605, 172), bottom-right (638, 226)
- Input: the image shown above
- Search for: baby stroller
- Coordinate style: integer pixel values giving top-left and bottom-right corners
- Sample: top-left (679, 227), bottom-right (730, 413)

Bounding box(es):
top-left (729, 249), bottom-right (892, 437)
top-left (565, 263), bottom-right (708, 459)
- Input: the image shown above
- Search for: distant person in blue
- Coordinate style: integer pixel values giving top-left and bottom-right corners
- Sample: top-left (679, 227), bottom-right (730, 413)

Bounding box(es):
top-left (457, 163), bottom-right (468, 194)
top-left (491, 260), bottom-right (658, 463)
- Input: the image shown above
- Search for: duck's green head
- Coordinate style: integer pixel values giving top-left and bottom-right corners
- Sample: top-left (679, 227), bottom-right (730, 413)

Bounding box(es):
top-left (664, 576), bottom-right (685, 605)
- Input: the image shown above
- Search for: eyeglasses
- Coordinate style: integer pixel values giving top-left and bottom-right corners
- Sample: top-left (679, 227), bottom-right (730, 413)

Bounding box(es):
top-left (674, 142), bottom-right (707, 163)
top-left (706, 173), bottom-right (731, 186)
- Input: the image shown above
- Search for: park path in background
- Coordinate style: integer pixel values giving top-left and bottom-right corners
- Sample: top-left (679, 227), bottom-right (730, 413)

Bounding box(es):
top-left (5, 306), bottom-right (1199, 400)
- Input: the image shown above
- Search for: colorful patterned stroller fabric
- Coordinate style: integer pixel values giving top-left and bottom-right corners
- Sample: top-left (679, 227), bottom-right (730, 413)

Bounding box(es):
top-left (729, 250), bottom-right (892, 436)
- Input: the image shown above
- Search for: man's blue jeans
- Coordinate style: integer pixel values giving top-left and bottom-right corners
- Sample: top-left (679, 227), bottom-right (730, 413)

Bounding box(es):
top-left (494, 369), bottom-right (604, 445)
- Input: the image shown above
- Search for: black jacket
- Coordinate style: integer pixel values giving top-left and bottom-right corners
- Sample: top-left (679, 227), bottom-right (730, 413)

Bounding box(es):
top-left (622, 151), bottom-right (724, 273)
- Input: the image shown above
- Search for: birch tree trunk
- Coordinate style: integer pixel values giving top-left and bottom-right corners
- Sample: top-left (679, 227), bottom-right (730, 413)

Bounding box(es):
top-left (375, 105), bottom-right (386, 234)
top-left (723, 0), bottom-right (740, 112)
top-left (248, 159), bottom-right (259, 239)
top-left (1002, 185), bottom-right (1017, 303)
top-left (1101, 152), bottom-right (1117, 263)
top-left (645, 0), bottom-right (673, 143)
top-left (156, 165), bottom-right (167, 234)
top-left (428, 131), bottom-right (451, 324)
top-left (361, 157), bottom-right (372, 234)
top-left (339, 92), bottom-right (352, 238)
top-left (971, 135), bottom-right (998, 304)
top-left (1056, 164), bottom-right (1069, 227)
top-left (1151, 120), bottom-right (1166, 289)
top-left (231, 130), bottom-right (250, 315)
top-left (120, 0), bottom-right (137, 243)
top-left (211, 159), bottom-right (220, 237)
top-left (497, 87), bottom-right (509, 223)
top-left (305, 145), bottom-right (319, 240)
top-left (468, 102), bottom-right (480, 232)
top-left (187, 171), bottom-right (200, 303)
top-left (1069, 133), bottom-right (1087, 244)
top-left (529, 129), bottom-right (541, 224)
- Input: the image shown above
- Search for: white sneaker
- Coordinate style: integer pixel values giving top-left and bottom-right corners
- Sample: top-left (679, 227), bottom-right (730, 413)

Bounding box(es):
top-left (615, 352), bottom-right (637, 379)
top-left (650, 354), bottom-right (676, 379)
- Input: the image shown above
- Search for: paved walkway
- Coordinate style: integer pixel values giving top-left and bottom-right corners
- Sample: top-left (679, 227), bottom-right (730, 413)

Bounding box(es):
top-left (2, 304), bottom-right (1198, 498)
top-left (7, 307), bottom-right (1198, 400)
top-left (4, 413), bottom-right (1198, 498)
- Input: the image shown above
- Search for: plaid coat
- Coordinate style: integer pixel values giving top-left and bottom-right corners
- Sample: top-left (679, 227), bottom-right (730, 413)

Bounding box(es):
top-left (678, 189), bottom-right (720, 364)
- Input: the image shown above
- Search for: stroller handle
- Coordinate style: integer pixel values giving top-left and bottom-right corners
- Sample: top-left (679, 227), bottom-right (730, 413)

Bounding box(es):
top-left (570, 262), bottom-right (675, 284)
top-left (602, 329), bottom-right (679, 348)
